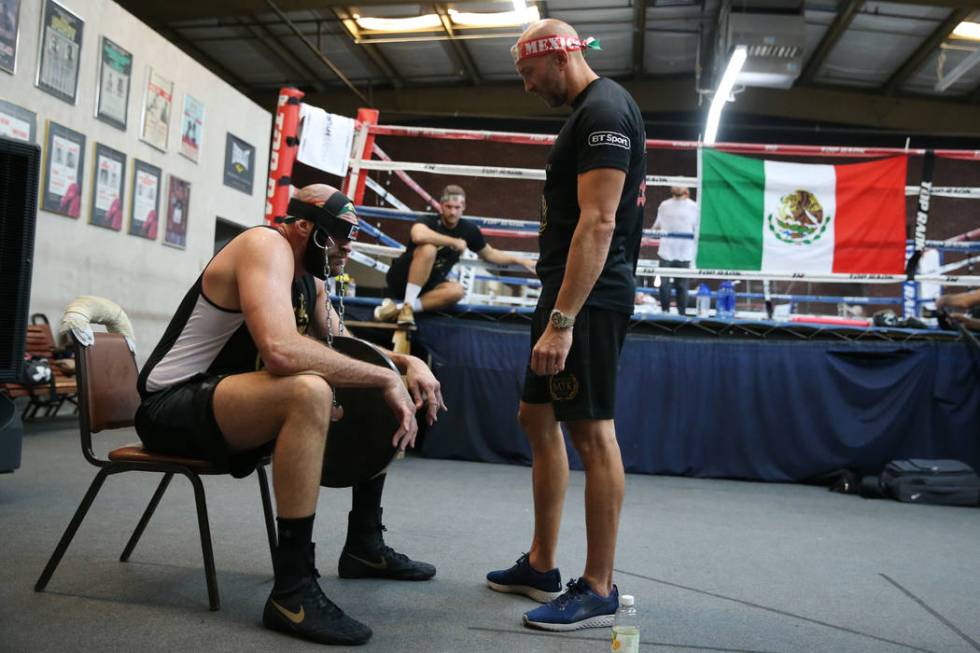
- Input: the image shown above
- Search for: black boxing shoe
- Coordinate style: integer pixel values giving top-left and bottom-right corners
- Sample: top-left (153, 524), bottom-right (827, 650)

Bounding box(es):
top-left (263, 574), bottom-right (373, 646)
top-left (338, 508), bottom-right (436, 581)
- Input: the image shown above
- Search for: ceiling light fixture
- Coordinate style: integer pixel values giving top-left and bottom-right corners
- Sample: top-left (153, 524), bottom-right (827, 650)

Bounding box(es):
top-left (704, 46), bottom-right (747, 146)
top-left (353, 14), bottom-right (442, 33)
top-left (952, 21), bottom-right (980, 42)
top-left (449, 6), bottom-right (540, 29)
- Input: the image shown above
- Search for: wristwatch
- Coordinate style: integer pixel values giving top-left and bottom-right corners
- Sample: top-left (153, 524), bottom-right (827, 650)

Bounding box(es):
top-left (549, 309), bottom-right (575, 329)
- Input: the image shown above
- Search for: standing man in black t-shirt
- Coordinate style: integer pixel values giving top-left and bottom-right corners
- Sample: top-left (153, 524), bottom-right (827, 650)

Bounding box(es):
top-left (486, 19), bottom-right (647, 632)
top-left (376, 184), bottom-right (536, 326)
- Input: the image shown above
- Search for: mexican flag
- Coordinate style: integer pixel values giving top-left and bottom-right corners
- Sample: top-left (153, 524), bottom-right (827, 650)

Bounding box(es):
top-left (695, 149), bottom-right (908, 274)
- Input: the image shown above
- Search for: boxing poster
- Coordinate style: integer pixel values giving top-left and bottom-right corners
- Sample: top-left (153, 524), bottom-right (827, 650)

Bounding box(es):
top-left (140, 67), bottom-right (173, 151)
top-left (0, 0), bottom-right (21, 74)
top-left (223, 132), bottom-right (254, 194)
top-left (35, 0), bottom-right (83, 104)
top-left (179, 94), bottom-right (204, 163)
top-left (90, 143), bottom-right (125, 231)
top-left (164, 175), bottom-right (190, 249)
top-left (40, 120), bottom-right (85, 218)
top-left (129, 159), bottom-right (161, 240)
top-left (0, 98), bottom-right (35, 142)
top-left (95, 37), bottom-right (132, 130)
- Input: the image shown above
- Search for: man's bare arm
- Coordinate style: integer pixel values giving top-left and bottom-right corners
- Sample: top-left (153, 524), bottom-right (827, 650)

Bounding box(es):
top-left (237, 233), bottom-right (396, 389)
top-left (552, 167), bottom-right (626, 316)
top-left (478, 245), bottom-right (536, 274)
top-left (411, 223), bottom-right (466, 251)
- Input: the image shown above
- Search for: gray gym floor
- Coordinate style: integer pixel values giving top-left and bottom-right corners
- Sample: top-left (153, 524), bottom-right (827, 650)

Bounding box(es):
top-left (2, 419), bottom-right (979, 652)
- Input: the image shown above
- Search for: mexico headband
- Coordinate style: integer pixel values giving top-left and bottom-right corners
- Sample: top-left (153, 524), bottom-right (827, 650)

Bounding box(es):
top-left (278, 193), bottom-right (359, 242)
top-left (510, 35), bottom-right (600, 64)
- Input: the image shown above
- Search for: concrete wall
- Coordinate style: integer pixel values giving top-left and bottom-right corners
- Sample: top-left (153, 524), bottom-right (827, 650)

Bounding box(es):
top-left (1, 0), bottom-right (270, 362)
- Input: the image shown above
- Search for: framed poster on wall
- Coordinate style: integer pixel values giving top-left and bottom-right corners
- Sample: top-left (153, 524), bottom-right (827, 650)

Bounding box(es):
top-left (139, 67), bottom-right (173, 151)
top-left (41, 120), bottom-right (85, 218)
top-left (0, 0), bottom-right (22, 74)
top-left (164, 175), bottom-right (190, 249)
top-left (95, 37), bottom-right (132, 130)
top-left (179, 94), bottom-right (204, 163)
top-left (129, 159), bottom-right (160, 240)
top-left (35, 0), bottom-right (83, 104)
top-left (0, 98), bottom-right (35, 142)
top-left (223, 133), bottom-right (254, 194)
top-left (90, 143), bottom-right (125, 231)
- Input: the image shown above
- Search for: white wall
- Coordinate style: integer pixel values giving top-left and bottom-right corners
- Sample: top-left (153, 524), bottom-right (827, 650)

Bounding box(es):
top-left (1, 0), bottom-right (271, 362)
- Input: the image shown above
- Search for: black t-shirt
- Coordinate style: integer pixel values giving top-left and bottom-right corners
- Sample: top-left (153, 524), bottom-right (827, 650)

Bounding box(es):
top-left (537, 77), bottom-right (647, 314)
top-left (391, 214), bottom-right (487, 281)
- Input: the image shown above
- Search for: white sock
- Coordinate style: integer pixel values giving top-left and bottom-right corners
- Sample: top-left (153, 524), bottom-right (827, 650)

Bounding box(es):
top-left (403, 283), bottom-right (422, 307)
top-left (411, 298), bottom-right (423, 312)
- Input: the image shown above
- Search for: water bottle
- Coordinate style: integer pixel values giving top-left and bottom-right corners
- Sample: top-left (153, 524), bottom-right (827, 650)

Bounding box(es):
top-left (717, 281), bottom-right (735, 319)
top-left (611, 594), bottom-right (639, 652)
top-left (696, 283), bottom-right (711, 318)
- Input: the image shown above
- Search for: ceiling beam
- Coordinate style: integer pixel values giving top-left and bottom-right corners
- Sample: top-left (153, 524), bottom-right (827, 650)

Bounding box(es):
top-left (264, 0), bottom-right (372, 105)
top-left (121, 0), bottom-right (547, 25)
top-left (798, 0), bottom-right (861, 85)
top-left (239, 16), bottom-right (329, 92)
top-left (882, 7), bottom-right (974, 95)
top-left (297, 78), bottom-right (980, 136)
top-left (434, 4), bottom-right (482, 85)
top-left (329, 7), bottom-right (405, 88)
top-left (632, 0), bottom-right (647, 79)
top-left (158, 27), bottom-right (252, 92)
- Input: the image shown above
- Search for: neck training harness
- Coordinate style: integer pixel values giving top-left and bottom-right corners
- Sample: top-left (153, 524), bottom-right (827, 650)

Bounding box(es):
top-left (510, 34), bottom-right (600, 64)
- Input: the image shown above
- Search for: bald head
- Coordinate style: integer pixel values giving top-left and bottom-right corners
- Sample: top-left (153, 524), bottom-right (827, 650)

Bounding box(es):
top-left (296, 183), bottom-right (341, 208)
top-left (513, 19), bottom-right (598, 108)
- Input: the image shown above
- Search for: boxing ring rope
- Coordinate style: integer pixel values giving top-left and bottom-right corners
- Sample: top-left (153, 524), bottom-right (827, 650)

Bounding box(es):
top-left (346, 121), bottom-right (980, 320)
top-left (257, 89), bottom-right (978, 322)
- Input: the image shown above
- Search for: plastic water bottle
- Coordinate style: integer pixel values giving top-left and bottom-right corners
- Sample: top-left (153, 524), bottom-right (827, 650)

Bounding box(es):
top-left (716, 281), bottom-right (736, 319)
top-left (611, 594), bottom-right (639, 652)
top-left (696, 283), bottom-right (711, 317)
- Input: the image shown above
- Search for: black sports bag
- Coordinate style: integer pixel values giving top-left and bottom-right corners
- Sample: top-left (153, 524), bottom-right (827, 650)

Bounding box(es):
top-left (871, 459), bottom-right (980, 507)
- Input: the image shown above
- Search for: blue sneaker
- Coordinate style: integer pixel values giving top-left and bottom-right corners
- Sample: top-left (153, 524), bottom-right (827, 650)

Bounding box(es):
top-left (522, 578), bottom-right (618, 631)
top-left (486, 553), bottom-right (562, 603)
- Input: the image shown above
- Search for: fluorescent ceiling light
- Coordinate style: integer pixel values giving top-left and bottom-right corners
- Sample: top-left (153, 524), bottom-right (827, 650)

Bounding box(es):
top-left (704, 46), bottom-right (747, 146)
top-left (353, 14), bottom-right (442, 33)
top-left (952, 21), bottom-right (980, 42)
top-left (449, 7), bottom-right (540, 29)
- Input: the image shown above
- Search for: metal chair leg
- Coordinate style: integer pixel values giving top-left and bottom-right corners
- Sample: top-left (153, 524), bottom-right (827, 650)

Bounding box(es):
top-left (120, 473), bottom-right (174, 562)
top-left (35, 467), bottom-right (112, 591)
top-left (184, 471), bottom-right (220, 611)
top-left (257, 464), bottom-right (277, 566)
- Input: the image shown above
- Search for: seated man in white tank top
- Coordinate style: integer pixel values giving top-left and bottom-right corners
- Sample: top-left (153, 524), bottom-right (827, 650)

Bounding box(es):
top-left (136, 184), bottom-right (446, 646)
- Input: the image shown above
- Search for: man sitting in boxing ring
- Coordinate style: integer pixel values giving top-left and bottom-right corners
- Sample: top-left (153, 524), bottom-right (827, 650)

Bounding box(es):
top-left (135, 183), bottom-right (445, 646)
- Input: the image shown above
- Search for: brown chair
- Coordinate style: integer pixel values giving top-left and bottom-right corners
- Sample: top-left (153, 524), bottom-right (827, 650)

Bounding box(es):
top-left (1, 314), bottom-right (78, 420)
top-left (34, 332), bottom-right (277, 611)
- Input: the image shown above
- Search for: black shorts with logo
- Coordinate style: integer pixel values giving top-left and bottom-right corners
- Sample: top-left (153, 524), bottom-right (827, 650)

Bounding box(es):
top-left (521, 305), bottom-right (630, 421)
top-left (383, 258), bottom-right (449, 299)
top-left (135, 373), bottom-right (272, 478)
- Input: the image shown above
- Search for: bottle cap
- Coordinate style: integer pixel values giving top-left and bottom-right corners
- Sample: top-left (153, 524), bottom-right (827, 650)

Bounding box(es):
top-left (620, 594), bottom-right (634, 607)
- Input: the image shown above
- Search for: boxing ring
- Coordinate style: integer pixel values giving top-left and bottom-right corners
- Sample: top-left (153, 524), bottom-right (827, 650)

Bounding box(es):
top-left (266, 89), bottom-right (980, 481)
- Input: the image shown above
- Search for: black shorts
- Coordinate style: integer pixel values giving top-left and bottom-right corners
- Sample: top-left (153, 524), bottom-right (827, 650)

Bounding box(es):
top-left (135, 373), bottom-right (271, 478)
top-left (384, 259), bottom-right (448, 299)
top-left (521, 305), bottom-right (630, 421)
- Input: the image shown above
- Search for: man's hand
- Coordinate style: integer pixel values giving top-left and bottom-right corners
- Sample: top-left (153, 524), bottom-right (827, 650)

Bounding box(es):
top-left (530, 324), bottom-right (573, 376)
top-left (381, 371), bottom-right (419, 451)
top-left (450, 238), bottom-right (468, 253)
top-left (949, 312), bottom-right (980, 330)
top-left (518, 257), bottom-right (537, 275)
top-left (404, 356), bottom-right (447, 425)
top-left (937, 294), bottom-right (973, 311)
